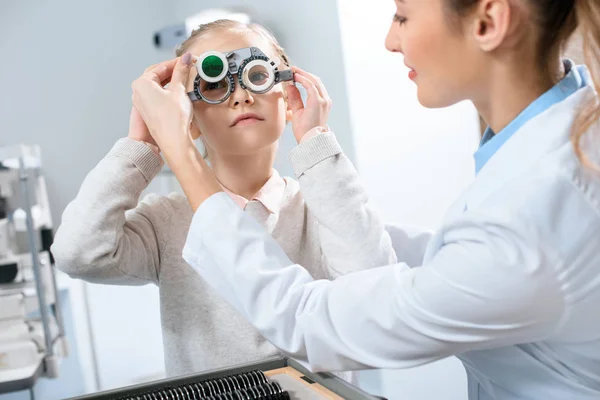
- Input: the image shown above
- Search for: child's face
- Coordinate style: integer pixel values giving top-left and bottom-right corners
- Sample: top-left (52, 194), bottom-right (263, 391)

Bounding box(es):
top-left (185, 31), bottom-right (291, 157)
top-left (385, 0), bottom-right (483, 108)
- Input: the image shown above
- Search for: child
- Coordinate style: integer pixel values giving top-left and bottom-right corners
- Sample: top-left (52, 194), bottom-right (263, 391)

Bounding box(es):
top-left (51, 19), bottom-right (396, 379)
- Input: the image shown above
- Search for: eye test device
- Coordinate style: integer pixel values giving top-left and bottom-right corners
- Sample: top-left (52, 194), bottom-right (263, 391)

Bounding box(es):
top-left (187, 47), bottom-right (294, 105)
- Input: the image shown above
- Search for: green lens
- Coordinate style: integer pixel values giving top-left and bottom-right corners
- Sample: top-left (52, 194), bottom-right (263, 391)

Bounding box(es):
top-left (202, 55), bottom-right (224, 78)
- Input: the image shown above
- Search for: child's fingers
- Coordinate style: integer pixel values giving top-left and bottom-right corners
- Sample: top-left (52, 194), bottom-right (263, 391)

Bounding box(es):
top-left (294, 73), bottom-right (322, 107)
top-left (286, 84), bottom-right (304, 114)
top-left (292, 67), bottom-right (330, 102)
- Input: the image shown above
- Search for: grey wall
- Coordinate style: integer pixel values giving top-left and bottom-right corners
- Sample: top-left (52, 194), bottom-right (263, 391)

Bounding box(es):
top-left (1, 0), bottom-right (173, 223)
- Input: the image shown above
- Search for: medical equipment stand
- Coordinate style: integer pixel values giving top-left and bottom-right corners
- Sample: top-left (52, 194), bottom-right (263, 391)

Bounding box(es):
top-left (0, 144), bottom-right (67, 394)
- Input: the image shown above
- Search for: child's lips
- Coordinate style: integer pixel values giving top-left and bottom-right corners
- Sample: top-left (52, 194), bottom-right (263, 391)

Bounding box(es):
top-left (231, 113), bottom-right (265, 127)
top-left (233, 117), bottom-right (262, 127)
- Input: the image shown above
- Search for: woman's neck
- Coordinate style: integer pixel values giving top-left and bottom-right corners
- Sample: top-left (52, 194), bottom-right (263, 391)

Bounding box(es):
top-left (210, 145), bottom-right (277, 200)
top-left (474, 57), bottom-right (565, 134)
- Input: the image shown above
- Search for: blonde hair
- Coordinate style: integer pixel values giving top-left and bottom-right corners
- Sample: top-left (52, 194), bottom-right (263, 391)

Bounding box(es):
top-left (176, 19), bottom-right (290, 67)
top-left (571, 0), bottom-right (600, 170)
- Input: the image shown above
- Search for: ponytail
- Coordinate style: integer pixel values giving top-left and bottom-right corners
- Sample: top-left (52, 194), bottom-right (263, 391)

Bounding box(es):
top-left (571, 0), bottom-right (600, 170)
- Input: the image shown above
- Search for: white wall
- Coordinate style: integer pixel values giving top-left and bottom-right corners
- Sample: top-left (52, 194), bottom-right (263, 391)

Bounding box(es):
top-left (336, 1), bottom-right (481, 399)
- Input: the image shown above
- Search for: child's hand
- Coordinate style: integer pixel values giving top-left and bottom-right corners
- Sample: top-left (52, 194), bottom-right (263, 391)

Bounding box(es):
top-left (131, 54), bottom-right (196, 165)
top-left (286, 67), bottom-right (332, 143)
top-left (128, 107), bottom-right (157, 148)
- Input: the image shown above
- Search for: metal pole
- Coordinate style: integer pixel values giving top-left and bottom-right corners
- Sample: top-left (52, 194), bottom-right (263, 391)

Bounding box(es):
top-left (18, 158), bottom-right (54, 357)
top-left (35, 169), bottom-right (66, 340)
top-left (49, 259), bottom-right (66, 340)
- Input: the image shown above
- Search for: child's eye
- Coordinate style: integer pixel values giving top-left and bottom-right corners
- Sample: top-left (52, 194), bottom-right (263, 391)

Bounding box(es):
top-left (393, 14), bottom-right (407, 26)
top-left (203, 80), bottom-right (226, 91)
top-left (249, 72), bottom-right (269, 85)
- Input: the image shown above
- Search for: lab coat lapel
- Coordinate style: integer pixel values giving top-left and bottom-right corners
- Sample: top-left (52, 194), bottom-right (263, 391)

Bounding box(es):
top-left (464, 87), bottom-right (592, 211)
top-left (422, 86), bottom-right (593, 264)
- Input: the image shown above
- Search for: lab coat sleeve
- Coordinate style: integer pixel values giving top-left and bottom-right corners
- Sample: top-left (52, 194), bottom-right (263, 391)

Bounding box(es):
top-left (384, 223), bottom-right (434, 268)
top-left (289, 131), bottom-right (397, 277)
top-left (183, 193), bottom-right (566, 372)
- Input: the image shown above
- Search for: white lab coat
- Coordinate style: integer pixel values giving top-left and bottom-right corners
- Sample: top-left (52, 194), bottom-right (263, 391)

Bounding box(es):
top-left (183, 80), bottom-right (600, 399)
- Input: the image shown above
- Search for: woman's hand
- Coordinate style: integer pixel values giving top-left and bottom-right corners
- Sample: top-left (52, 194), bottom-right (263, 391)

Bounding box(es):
top-left (131, 53), bottom-right (222, 211)
top-left (130, 54), bottom-right (196, 162)
top-left (128, 59), bottom-right (180, 149)
top-left (286, 67), bottom-right (332, 143)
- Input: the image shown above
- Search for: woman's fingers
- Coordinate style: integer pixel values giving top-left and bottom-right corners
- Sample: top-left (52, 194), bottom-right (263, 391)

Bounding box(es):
top-left (169, 53), bottom-right (195, 92)
top-left (132, 57), bottom-right (183, 106)
top-left (143, 58), bottom-right (180, 85)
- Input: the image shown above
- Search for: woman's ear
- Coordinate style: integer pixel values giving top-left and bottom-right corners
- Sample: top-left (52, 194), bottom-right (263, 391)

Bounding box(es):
top-left (190, 117), bottom-right (202, 140)
top-left (471, 0), bottom-right (512, 52)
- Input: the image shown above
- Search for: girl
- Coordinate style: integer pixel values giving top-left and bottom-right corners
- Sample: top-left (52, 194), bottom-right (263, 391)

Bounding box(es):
top-left (134, 0), bottom-right (600, 399)
top-left (51, 20), bottom-right (396, 379)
